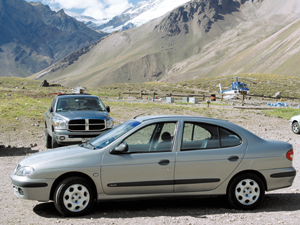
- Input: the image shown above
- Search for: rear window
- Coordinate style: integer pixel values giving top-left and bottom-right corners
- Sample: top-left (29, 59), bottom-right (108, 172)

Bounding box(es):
top-left (219, 127), bottom-right (242, 147)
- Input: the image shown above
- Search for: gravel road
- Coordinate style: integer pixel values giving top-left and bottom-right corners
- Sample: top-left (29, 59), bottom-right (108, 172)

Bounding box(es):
top-left (1, 105), bottom-right (299, 224)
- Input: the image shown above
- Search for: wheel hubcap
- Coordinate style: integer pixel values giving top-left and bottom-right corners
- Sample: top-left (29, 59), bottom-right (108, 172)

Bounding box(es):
top-left (63, 184), bottom-right (90, 212)
top-left (293, 124), bottom-right (299, 132)
top-left (235, 179), bottom-right (260, 205)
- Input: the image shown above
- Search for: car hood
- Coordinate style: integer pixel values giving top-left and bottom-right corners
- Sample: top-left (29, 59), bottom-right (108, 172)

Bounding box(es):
top-left (19, 145), bottom-right (90, 167)
top-left (54, 111), bottom-right (109, 120)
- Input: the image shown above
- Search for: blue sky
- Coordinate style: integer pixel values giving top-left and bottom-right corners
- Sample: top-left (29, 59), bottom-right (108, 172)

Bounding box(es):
top-left (26, 0), bottom-right (146, 19)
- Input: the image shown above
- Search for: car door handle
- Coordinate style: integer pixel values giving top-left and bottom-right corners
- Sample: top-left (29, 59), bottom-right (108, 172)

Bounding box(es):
top-left (158, 159), bottom-right (170, 165)
top-left (228, 156), bottom-right (239, 162)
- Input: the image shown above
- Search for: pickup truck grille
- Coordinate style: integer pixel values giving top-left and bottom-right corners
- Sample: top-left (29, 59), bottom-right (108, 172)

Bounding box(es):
top-left (68, 119), bottom-right (106, 131)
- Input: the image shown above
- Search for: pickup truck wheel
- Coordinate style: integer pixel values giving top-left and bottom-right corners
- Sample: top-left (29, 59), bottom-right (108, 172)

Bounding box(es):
top-left (53, 177), bottom-right (95, 217)
top-left (52, 135), bottom-right (59, 148)
top-left (45, 130), bottom-right (52, 148)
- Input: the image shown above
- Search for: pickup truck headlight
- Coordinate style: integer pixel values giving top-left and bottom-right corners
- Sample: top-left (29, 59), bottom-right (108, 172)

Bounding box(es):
top-left (106, 118), bottom-right (115, 128)
top-left (15, 166), bottom-right (35, 176)
top-left (53, 117), bottom-right (68, 130)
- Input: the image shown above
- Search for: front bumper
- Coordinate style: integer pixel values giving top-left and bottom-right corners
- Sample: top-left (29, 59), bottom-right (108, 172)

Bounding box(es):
top-left (11, 174), bottom-right (55, 201)
top-left (53, 129), bottom-right (111, 145)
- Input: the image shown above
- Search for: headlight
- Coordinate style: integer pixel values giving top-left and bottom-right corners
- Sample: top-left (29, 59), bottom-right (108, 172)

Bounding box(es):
top-left (15, 166), bottom-right (35, 176)
top-left (106, 118), bottom-right (115, 128)
top-left (53, 117), bottom-right (68, 130)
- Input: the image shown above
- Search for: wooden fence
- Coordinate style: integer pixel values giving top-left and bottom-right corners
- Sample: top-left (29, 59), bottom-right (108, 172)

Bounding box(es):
top-left (119, 90), bottom-right (300, 102)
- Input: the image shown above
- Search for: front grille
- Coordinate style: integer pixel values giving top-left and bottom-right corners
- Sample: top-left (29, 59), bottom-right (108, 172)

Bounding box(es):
top-left (68, 119), bottom-right (105, 131)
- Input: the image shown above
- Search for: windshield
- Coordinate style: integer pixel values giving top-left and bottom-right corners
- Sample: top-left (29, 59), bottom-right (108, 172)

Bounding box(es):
top-left (237, 84), bottom-right (249, 90)
top-left (56, 97), bottom-right (106, 112)
top-left (89, 120), bottom-right (141, 149)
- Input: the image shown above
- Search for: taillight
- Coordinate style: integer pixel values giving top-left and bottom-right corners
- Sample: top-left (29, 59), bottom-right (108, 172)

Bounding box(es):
top-left (286, 149), bottom-right (294, 161)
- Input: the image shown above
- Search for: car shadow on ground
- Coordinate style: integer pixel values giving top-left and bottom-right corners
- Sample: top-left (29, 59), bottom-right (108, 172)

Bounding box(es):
top-left (33, 193), bottom-right (300, 219)
top-left (0, 147), bottom-right (39, 157)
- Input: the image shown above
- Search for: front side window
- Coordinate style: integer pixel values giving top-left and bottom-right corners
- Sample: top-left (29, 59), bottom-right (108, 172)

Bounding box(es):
top-left (125, 122), bottom-right (177, 153)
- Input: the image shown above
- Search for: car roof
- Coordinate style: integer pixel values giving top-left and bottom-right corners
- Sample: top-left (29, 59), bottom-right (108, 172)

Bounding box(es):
top-left (135, 115), bottom-right (227, 123)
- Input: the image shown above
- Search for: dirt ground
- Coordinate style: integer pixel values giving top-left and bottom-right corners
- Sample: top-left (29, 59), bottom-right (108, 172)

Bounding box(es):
top-left (1, 101), bottom-right (300, 224)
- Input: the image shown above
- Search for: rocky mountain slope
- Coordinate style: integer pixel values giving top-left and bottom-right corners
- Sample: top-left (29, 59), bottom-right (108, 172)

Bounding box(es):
top-left (0, 0), bottom-right (105, 78)
top-left (32, 0), bottom-right (300, 87)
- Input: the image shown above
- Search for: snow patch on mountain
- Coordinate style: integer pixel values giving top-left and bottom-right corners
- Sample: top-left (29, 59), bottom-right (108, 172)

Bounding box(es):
top-left (125, 0), bottom-right (191, 27)
top-left (52, 0), bottom-right (191, 33)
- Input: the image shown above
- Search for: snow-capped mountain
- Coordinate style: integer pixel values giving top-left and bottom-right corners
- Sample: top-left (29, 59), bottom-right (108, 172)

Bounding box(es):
top-left (115, 0), bottom-right (191, 32)
top-left (54, 0), bottom-right (191, 33)
top-left (50, 7), bottom-right (110, 30)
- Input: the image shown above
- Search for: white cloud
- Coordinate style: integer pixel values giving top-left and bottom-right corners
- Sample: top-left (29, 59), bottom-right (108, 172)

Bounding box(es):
top-left (43, 0), bottom-right (133, 19)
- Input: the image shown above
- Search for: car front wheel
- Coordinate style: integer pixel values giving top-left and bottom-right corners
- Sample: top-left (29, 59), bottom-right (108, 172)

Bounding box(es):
top-left (53, 177), bottom-right (96, 217)
top-left (227, 173), bottom-right (265, 210)
top-left (292, 122), bottom-right (300, 134)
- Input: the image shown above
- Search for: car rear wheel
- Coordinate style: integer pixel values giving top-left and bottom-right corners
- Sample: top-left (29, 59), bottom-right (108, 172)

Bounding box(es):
top-left (292, 122), bottom-right (300, 134)
top-left (53, 177), bottom-right (95, 217)
top-left (227, 173), bottom-right (265, 210)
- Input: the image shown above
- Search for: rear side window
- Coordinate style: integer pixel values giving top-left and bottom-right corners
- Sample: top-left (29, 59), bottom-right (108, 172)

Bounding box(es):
top-left (219, 127), bottom-right (242, 147)
top-left (181, 122), bottom-right (219, 151)
top-left (181, 122), bottom-right (242, 151)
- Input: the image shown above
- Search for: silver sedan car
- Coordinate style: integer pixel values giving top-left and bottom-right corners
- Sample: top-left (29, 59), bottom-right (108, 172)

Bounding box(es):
top-left (11, 115), bottom-right (296, 216)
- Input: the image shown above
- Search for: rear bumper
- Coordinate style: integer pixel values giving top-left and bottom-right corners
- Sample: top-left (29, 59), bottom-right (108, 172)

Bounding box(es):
top-left (260, 167), bottom-right (296, 191)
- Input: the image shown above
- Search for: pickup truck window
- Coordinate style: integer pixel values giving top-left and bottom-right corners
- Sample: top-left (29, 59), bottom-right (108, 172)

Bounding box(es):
top-left (56, 97), bottom-right (106, 112)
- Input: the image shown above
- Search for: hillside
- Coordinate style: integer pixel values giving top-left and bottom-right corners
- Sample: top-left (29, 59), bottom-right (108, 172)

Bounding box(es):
top-left (0, 0), bottom-right (105, 78)
top-left (32, 0), bottom-right (300, 87)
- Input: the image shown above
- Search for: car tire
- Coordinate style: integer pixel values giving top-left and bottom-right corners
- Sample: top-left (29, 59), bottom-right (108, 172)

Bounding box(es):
top-left (227, 173), bottom-right (265, 210)
top-left (53, 177), bottom-right (96, 217)
top-left (292, 122), bottom-right (300, 134)
top-left (45, 130), bottom-right (52, 148)
top-left (51, 135), bottom-right (59, 148)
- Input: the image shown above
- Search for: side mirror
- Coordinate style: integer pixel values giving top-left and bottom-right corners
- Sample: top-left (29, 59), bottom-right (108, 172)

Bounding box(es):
top-left (110, 142), bottom-right (128, 154)
top-left (106, 106), bottom-right (110, 113)
top-left (50, 106), bottom-right (54, 113)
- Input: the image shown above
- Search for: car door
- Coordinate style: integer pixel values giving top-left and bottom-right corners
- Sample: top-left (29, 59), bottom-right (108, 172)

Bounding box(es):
top-left (101, 121), bottom-right (178, 195)
top-left (174, 121), bottom-right (247, 193)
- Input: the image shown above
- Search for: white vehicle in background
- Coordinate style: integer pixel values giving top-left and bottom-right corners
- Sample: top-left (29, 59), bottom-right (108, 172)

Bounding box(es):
top-left (290, 115), bottom-right (300, 134)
